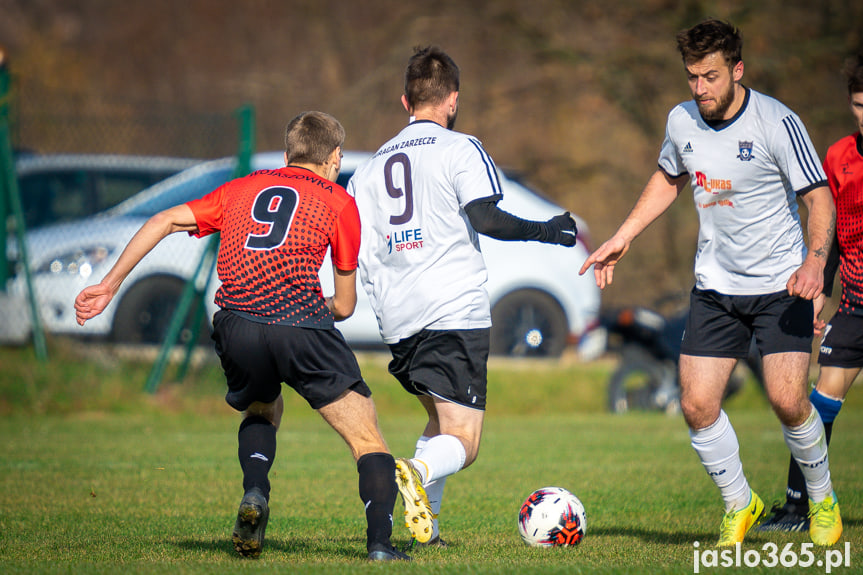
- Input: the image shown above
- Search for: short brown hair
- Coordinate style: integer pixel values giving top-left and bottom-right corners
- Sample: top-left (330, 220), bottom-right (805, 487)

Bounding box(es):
top-left (842, 54), bottom-right (863, 95)
top-left (676, 18), bottom-right (743, 67)
top-left (284, 111), bottom-right (345, 165)
top-left (404, 46), bottom-right (459, 110)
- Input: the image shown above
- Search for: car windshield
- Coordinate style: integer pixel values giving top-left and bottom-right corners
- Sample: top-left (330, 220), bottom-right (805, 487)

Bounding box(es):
top-left (16, 163), bottom-right (196, 230)
top-left (116, 165), bottom-right (234, 218)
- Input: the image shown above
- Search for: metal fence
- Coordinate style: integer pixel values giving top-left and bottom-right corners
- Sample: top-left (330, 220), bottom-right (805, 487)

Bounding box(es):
top-left (1, 62), bottom-right (252, 383)
top-left (11, 76), bottom-right (239, 158)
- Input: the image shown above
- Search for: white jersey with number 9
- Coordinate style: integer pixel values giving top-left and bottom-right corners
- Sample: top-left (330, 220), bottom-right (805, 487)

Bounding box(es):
top-left (347, 119), bottom-right (504, 343)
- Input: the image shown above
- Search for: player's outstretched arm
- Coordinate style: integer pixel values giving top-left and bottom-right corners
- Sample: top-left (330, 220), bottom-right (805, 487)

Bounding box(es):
top-left (578, 235), bottom-right (630, 289)
top-left (464, 200), bottom-right (577, 246)
top-left (74, 204), bottom-right (199, 326)
top-left (578, 169), bottom-right (686, 289)
top-left (787, 185), bottom-right (835, 300)
top-left (74, 283), bottom-right (117, 325)
top-left (543, 212), bottom-right (578, 246)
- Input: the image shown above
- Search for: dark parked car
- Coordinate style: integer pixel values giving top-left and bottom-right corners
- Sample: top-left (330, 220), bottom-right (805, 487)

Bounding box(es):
top-left (14, 154), bottom-right (199, 230)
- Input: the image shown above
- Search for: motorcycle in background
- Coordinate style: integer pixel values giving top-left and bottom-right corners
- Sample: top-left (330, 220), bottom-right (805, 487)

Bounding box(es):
top-left (601, 297), bottom-right (764, 415)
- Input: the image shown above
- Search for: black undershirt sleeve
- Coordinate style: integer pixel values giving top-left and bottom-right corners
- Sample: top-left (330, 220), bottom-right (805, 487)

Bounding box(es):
top-left (464, 198), bottom-right (548, 242)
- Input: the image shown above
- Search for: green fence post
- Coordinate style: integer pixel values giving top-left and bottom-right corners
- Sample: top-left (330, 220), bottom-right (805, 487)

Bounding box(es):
top-left (144, 103), bottom-right (255, 393)
top-left (174, 233), bottom-right (218, 380)
top-left (143, 235), bottom-right (218, 394)
top-left (0, 49), bottom-right (47, 360)
top-left (176, 102), bottom-right (256, 379)
top-left (0, 49), bottom-right (7, 291)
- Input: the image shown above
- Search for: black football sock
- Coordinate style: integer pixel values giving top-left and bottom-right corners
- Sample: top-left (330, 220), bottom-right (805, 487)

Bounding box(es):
top-left (786, 421), bottom-right (833, 510)
top-left (238, 415), bottom-right (277, 501)
top-left (358, 452), bottom-right (397, 551)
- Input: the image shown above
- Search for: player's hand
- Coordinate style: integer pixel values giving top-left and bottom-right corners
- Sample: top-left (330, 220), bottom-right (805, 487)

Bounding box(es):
top-left (813, 292), bottom-right (828, 338)
top-left (578, 235), bottom-right (631, 289)
top-left (786, 256), bottom-right (824, 300)
top-left (74, 283), bottom-right (115, 326)
top-left (544, 212), bottom-right (578, 246)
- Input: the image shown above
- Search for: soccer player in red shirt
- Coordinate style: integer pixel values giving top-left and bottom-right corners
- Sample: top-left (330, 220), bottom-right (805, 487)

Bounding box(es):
top-left (74, 111), bottom-right (409, 561)
top-left (759, 54), bottom-right (863, 533)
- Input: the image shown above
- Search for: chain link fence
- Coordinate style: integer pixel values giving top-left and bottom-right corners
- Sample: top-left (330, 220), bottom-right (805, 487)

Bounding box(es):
top-left (11, 76), bottom-right (239, 158)
top-left (1, 70), bottom-right (248, 370)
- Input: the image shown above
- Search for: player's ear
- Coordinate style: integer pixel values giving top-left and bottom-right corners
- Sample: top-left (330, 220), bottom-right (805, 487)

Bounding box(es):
top-left (401, 94), bottom-right (411, 113)
top-left (732, 60), bottom-right (744, 83)
top-left (324, 146), bottom-right (341, 182)
top-left (284, 151), bottom-right (289, 167)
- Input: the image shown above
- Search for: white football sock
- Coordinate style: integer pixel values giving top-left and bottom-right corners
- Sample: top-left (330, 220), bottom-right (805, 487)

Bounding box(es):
top-left (783, 406), bottom-right (833, 502)
top-left (689, 410), bottom-right (750, 512)
top-left (414, 435), bottom-right (429, 454)
top-left (413, 434), bottom-right (465, 484)
top-left (415, 436), bottom-right (447, 540)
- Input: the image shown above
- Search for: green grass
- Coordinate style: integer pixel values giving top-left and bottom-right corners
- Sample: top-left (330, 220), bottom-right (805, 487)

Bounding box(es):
top-left (1, 342), bottom-right (862, 573)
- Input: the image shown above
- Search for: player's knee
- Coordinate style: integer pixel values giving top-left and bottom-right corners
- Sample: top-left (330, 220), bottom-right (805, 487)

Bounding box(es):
top-left (680, 393), bottom-right (720, 429)
top-left (771, 399), bottom-right (810, 427)
top-left (763, 384), bottom-right (808, 424)
top-left (245, 396), bottom-right (283, 429)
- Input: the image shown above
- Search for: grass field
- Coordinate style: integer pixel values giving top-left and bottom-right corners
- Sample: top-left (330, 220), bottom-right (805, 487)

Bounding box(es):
top-left (1, 343), bottom-right (862, 574)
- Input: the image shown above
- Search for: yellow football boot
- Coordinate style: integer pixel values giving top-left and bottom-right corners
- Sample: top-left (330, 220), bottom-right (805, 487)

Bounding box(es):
top-left (717, 490), bottom-right (765, 547)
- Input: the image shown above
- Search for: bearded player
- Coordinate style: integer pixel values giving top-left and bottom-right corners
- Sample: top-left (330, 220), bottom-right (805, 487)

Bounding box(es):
top-left (580, 19), bottom-right (841, 547)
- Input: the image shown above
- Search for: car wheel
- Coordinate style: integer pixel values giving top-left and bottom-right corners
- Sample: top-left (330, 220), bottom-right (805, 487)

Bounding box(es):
top-left (607, 345), bottom-right (676, 414)
top-left (490, 289), bottom-right (568, 358)
top-left (112, 275), bottom-right (210, 345)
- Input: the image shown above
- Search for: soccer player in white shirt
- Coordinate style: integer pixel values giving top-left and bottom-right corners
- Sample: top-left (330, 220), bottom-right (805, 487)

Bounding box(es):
top-left (348, 45), bottom-right (578, 546)
top-left (579, 19), bottom-right (842, 547)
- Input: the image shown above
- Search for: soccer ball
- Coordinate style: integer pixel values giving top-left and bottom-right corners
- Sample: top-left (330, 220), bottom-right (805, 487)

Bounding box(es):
top-left (518, 486), bottom-right (586, 547)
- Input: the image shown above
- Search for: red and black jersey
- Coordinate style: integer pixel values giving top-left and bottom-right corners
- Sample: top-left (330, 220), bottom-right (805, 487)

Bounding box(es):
top-left (823, 132), bottom-right (863, 315)
top-left (187, 166), bottom-right (361, 328)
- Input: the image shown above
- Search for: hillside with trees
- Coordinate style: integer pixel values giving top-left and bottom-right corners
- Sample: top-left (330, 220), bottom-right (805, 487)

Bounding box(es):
top-left (2, 0), bottom-right (861, 307)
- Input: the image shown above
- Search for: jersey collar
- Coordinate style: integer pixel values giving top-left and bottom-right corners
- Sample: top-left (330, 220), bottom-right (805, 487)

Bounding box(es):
top-left (703, 86), bottom-right (750, 132)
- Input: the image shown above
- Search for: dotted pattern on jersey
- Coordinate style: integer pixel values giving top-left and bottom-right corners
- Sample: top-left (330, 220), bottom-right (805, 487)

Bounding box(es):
top-left (214, 169), bottom-right (343, 327)
top-left (825, 134), bottom-right (863, 314)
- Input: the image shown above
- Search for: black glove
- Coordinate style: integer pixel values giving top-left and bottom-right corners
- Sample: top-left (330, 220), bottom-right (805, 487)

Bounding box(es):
top-left (542, 212), bottom-right (578, 246)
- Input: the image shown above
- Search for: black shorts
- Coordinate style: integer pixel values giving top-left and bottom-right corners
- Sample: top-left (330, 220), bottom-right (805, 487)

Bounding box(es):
top-left (387, 328), bottom-right (489, 410)
top-left (680, 288), bottom-right (813, 358)
top-left (212, 310), bottom-right (370, 411)
top-left (818, 311), bottom-right (863, 367)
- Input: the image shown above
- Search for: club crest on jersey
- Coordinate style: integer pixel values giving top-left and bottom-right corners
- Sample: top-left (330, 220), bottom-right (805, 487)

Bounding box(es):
top-left (387, 228), bottom-right (424, 254)
top-left (737, 140), bottom-right (754, 162)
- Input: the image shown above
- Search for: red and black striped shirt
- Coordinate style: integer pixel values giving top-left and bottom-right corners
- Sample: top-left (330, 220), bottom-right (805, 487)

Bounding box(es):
top-left (823, 132), bottom-right (863, 315)
top-left (187, 166), bottom-right (361, 327)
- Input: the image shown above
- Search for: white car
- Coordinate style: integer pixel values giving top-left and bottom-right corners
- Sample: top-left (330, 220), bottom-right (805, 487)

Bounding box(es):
top-left (2, 151), bottom-right (600, 357)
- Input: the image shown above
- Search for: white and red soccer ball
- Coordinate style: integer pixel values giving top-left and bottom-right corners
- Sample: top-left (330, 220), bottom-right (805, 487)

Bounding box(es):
top-left (518, 486), bottom-right (587, 547)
